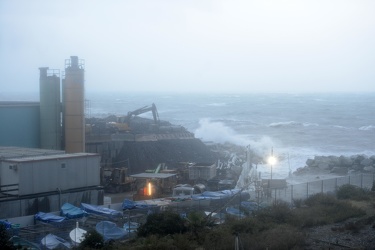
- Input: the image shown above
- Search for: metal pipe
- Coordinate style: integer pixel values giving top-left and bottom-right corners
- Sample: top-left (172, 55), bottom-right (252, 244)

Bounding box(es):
top-left (56, 188), bottom-right (61, 208)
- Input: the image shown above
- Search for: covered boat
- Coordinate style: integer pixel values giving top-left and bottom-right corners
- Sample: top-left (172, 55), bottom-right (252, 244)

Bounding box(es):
top-left (61, 203), bottom-right (87, 219)
top-left (95, 221), bottom-right (127, 241)
top-left (81, 203), bottom-right (122, 219)
top-left (122, 199), bottom-right (158, 210)
top-left (10, 236), bottom-right (41, 250)
top-left (192, 189), bottom-right (250, 206)
top-left (35, 212), bottom-right (66, 223)
top-left (41, 233), bottom-right (71, 249)
top-left (225, 207), bottom-right (246, 218)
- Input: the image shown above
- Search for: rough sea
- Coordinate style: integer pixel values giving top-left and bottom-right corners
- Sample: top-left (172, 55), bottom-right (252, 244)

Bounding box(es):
top-left (3, 91), bottom-right (375, 180)
top-left (84, 91), bottom-right (375, 179)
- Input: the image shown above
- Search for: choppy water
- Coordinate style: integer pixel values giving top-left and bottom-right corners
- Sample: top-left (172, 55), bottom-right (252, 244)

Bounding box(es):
top-left (84, 91), bottom-right (375, 179)
top-left (3, 91), bottom-right (375, 179)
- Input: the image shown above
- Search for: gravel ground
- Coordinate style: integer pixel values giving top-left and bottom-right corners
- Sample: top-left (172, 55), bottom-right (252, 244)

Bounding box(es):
top-left (304, 198), bottom-right (375, 250)
top-left (305, 221), bottom-right (375, 249)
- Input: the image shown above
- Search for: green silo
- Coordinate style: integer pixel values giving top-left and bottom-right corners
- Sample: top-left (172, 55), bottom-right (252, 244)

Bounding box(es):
top-left (39, 67), bottom-right (62, 150)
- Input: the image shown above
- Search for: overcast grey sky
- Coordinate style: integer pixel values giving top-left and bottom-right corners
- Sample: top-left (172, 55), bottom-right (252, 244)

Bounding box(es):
top-left (1, 0), bottom-right (374, 93)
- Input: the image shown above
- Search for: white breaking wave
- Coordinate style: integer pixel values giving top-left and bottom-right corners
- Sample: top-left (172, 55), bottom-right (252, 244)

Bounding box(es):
top-left (206, 102), bottom-right (227, 107)
top-left (359, 125), bottom-right (375, 131)
top-left (333, 125), bottom-right (350, 129)
top-left (268, 121), bottom-right (319, 128)
top-left (195, 118), bottom-right (278, 158)
top-left (195, 118), bottom-right (248, 145)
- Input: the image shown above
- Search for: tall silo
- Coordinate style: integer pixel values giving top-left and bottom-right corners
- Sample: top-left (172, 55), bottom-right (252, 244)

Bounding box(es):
top-left (62, 56), bottom-right (85, 153)
top-left (39, 67), bottom-right (62, 150)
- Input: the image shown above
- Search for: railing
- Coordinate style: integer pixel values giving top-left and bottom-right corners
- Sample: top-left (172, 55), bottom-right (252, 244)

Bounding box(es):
top-left (0, 183), bottom-right (19, 198)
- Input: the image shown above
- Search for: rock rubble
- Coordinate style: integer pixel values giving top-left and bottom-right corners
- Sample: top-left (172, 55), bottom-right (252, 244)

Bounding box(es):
top-left (296, 155), bottom-right (375, 175)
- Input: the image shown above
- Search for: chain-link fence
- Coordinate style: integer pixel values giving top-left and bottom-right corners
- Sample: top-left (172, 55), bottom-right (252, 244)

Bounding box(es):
top-left (251, 173), bottom-right (375, 204)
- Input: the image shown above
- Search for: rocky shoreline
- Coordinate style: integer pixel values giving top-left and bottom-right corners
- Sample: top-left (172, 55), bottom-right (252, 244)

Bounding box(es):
top-left (294, 154), bottom-right (375, 176)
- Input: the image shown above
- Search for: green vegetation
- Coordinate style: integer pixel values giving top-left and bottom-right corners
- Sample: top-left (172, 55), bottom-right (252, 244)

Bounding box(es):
top-left (81, 184), bottom-right (374, 249)
top-left (137, 211), bottom-right (187, 237)
top-left (78, 229), bottom-right (105, 249)
top-left (336, 184), bottom-right (371, 201)
top-left (0, 224), bottom-right (15, 250)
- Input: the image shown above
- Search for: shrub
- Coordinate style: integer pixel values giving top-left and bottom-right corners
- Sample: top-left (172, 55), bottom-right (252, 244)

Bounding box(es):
top-left (292, 198), bottom-right (304, 208)
top-left (336, 184), bottom-right (370, 201)
top-left (0, 224), bottom-right (15, 250)
top-left (138, 211), bottom-right (187, 237)
top-left (79, 229), bottom-right (104, 249)
top-left (228, 217), bottom-right (266, 235)
top-left (304, 193), bottom-right (337, 207)
top-left (254, 200), bottom-right (293, 224)
top-left (202, 227), bottom-right (235, 250)
top-left (254, 225), bottom-right (305, 250)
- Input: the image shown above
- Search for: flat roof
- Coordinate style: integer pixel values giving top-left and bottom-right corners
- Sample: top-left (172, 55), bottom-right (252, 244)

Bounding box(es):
top-left (0, 147), bottom-right (65, 160)
top-left (0, 101), bottom-right (40, 107)
top-left (130, 173), bottom-right (176, 179)
top-left (4, 152), bottom-right (99, 163)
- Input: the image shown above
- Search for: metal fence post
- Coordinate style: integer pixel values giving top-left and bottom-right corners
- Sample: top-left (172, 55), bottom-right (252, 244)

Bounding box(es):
top-left (306, 182), bottom-right (309, 199)
top-left (291, 185), bottom-right (293, 203)
top-left (335, 177), bottom-right (338, 191)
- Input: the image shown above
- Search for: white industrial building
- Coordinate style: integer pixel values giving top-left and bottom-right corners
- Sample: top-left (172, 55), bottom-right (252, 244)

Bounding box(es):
top-left (0, 147), bottom-right (103, 218)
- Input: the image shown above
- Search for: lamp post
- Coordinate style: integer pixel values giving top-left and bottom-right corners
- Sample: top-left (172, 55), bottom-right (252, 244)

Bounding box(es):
top-left (268, 147), bottom-right (277, 180)
top-left (267, 147), bottom-right (277, 200)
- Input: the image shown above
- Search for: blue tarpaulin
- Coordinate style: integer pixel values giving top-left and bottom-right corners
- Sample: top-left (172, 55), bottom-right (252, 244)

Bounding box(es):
top-left (35, 212), bottom-right (66, 223)
top-left (95, 221), bottom-right (127, 241)
top-left (0, 220), bottom-right (12, 229)
top-left (121, 199), bottom-right (157, 210)
top-left (41, 233), bottom-right (71, 249)
top-left (81, 203), bottom-right (122, 218)
top-left (226, 207), bottom-right (246, 218)
top-left (194, 189), bottom-right (245, 199)
top-left (60, 203), bottom-right (87, 219)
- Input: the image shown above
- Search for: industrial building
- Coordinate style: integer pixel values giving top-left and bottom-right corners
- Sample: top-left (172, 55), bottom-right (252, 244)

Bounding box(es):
top-left (0, 147), bottom-right (102, 218)
top-left (0, 56), bottom-right (103, 219)
top-left (0, 102), bottom-right (40, 148)
top-left (189, 162), bottom-right (217, 181)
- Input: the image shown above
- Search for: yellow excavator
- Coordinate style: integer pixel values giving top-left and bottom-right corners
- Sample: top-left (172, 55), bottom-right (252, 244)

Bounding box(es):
top-left (112, 103), bottom-right (160, 132)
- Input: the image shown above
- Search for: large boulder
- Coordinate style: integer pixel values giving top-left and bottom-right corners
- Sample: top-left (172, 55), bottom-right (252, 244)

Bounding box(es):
top-left (327, 156), bottom-right (340, 167)
top-left (339, 155), bottom-right (353, 167)
top-left (314, 156), bottom-right (332, 170)
top-left (351, 154), bottom-right (366, 164)
top-left (360, 158), bottom-right (373, 167)
top-left (330, 167), bottom-right (348, 175)
top-left (363, 166), bottom-right (375, 173)
top-left (318, 162), bottom-right (330, 170)
top-left (351, 164), bottom-right (363, 171)
top-left (306, 158), bottom-right (315, 167)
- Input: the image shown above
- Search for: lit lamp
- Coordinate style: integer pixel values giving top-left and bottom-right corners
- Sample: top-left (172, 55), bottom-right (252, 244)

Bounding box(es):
top-left (268, 148), bottom-right (277, 180)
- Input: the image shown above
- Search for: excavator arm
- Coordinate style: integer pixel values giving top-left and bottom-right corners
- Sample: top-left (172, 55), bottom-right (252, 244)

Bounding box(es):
top-left (126, 103), bottom-right (159, 124)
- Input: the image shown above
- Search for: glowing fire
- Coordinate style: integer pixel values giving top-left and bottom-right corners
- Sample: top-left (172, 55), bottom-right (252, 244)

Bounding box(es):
top-left (148, 182), bottom-right (152, 196)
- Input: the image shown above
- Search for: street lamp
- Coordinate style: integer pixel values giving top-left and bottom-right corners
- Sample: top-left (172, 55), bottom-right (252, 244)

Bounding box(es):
top-left (268, 148), bottom-right (277, 180)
